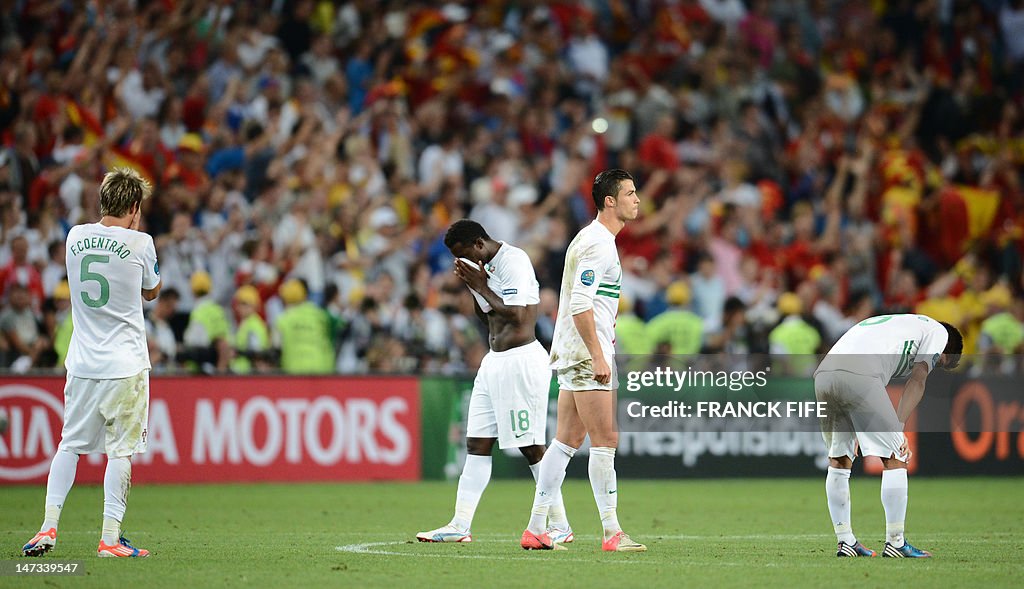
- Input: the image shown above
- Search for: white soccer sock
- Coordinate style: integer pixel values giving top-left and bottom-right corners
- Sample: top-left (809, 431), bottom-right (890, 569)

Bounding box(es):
top-left (102, 457), bottom-right (132, 544)
top-left (450, 454), bottom-right (492, 531)
top-left (42, 450), bottom-right (79, 531)
top-left (101, 518), bottom-right (120, 546)
top-left (589, 446), bottom-right (621, 539)
top-left (826, 466), bottom-right (856, 545)
top-left (527, 440), bottom-right (576, 534)
top-left (530, 462), bottom-right (570, 532)
top-left (881, 468), bottom-right (908, 548)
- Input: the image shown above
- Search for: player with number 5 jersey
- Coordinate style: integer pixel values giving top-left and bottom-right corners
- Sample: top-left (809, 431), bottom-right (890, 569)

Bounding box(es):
top-left (814, 314), bottom-right (963, 559)
top-left (23, 168), bottom-right (161, 559)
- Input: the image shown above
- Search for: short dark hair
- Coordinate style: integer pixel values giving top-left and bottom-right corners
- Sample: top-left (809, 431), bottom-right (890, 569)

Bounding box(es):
top-left (592, 169), bottom-right (634, 211)
top-left (444, 219), bottom-right (490, 249)
top-left (940, 321), bottom-right (963, 369)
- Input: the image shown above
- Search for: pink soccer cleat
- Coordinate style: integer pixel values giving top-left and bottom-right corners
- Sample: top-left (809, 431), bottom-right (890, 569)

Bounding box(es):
top-left (97, 536), bottom-right (150, 558)
top-left (22, 528), bottom-right (57, 557)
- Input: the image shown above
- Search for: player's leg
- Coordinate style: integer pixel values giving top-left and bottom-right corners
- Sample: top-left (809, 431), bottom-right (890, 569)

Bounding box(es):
top-left (418, 436), bottom-right (494, 542)
top-left (557, 358), bottom-right (643, 552)
top-left (97, 371), bottom-right (150, 557)
top-left (868, 434), bottom-right (929, 558)
top-left (450, 437), bottom-right (495, 537)
top-left (825, 449), bottom-right (876, 556)
top-left (513, 342), bottom-right (572, 542)
top-left (520, 444), bottom-right (573, 543)
top-left (418, 365), bottom-right (496, 542)
top-left (817, 371), bottom-right (875, 557)
top-left (522, 386), bottom-right (585, 549)
top-left (22, 450), bottom-right (79, 556)
top-left (24, 376), bottom-right (99, 556)
top-left (571, 385), bottom-right (643, 551)
top-left (851, 374), bottom-right (929, 558)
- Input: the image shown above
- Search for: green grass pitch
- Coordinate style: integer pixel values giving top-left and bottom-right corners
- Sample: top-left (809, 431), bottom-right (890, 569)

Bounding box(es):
top-left (1, 478), bottom-right (1021, 588)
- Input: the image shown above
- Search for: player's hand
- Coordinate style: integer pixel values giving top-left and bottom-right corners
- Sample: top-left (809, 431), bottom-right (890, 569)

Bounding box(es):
top-left (592, 355), bottom-right (612, 385)
top-left (898, 437), bottom-right (912, 463)
top-left (130, 208), bottom-right (141, 231)
top-left (453, 258), bottom-right (488, 292)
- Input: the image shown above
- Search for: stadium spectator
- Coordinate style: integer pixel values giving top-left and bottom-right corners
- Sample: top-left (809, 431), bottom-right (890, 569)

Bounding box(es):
top-left (769, 291), bottom-right (823, 375)
top-left (614, 295), bottom-right (650, 356)
top-left (51, 280), bottom-right (73, 370)
top-left (231, 285), bottom-right (271, 374)
top-left (0, 283), bottom-right (48, 371)
top-left (146, 287), bottom-right (180, 373)
top-left (274, 279), bottom-right (333, 374)
top-left (0, 235), bottom-right (45, 309)
top-left (182, 271), bottom-right (231, 373)
top-left (646, 281), bottom-right (703, 355)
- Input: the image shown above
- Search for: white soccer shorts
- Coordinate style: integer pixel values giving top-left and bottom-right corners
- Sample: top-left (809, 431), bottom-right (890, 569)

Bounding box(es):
top-left (555, 353), bottom-right (616, 392)
top-left (466, 340), bottom-right (550, 449)
top-left (814, 369), bottom-right (907, 461)
top-left (58, 370), bottom-right (150, 458)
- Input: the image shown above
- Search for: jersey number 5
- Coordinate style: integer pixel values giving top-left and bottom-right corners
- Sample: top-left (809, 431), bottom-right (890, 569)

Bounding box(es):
top-left (80, 254), bottom-right (110, 308)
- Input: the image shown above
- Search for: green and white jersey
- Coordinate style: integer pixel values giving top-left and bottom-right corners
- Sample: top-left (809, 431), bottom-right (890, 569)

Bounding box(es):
top-left (550, 219), bottom-right (621, 370)
top-left (65, 223), bottom-right (160, 379)
top-left (816, 314), bottom-right (948, 383)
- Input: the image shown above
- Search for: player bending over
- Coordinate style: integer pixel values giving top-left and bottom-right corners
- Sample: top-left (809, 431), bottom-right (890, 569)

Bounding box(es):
top-left (23, 168), bottom-right (161, 558)
top-left (521, 169), bottom-right (645, 552)
top-left (416, 220), bottom-right (573, 544)
top-left (814, 314), bottom-right (962, 558)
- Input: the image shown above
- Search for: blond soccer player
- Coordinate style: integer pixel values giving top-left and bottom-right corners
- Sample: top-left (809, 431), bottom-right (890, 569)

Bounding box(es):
top-left (23, 168), bottom-right (161, 558)
top-left (521, 169), bottom-right (646, 552)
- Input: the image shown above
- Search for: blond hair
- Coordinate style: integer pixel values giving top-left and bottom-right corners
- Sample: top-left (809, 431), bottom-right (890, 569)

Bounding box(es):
top-left (99, 167), bottom-right (152, 217)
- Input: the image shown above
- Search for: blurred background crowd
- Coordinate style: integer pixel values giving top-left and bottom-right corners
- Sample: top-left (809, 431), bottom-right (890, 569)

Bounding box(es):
top-left (1, 0), bottom-right (1023, 376)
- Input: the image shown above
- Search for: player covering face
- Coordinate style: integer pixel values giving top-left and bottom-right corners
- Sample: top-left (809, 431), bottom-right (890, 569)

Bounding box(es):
top-left (521, 169), bottom-right (646, 552)
top-left (23, 168), bottom-right (162, 558)
top-left (416, 220), bottom-right (573, 545)
top-left (814, 314), bottom-right (963, 558)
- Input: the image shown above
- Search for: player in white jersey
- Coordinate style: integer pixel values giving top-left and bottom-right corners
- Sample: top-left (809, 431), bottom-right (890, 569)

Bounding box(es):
top-left (521, 169), bottom-right (646, 552)
top-left (23, 168), bottom-right (161, 559)
top-left (814, 314), bottom-right (962, 558)
top-left (416, 220), bottom-right (573, 544)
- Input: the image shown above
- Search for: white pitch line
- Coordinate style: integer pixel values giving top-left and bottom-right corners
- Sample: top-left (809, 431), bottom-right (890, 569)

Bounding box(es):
top-left (332, 541), bottom-right (851, 569)
top-left (334, 541), bottom-right (653, 564)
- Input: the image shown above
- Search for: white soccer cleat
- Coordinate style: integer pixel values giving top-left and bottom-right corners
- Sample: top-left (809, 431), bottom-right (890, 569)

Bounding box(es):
top-left (416, 524), bottom-right (472, 543)
top-left (548, 527), bottom-right (574, 545)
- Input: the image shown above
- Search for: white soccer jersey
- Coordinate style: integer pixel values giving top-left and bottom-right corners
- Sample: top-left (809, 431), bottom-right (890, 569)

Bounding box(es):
top-left (816, 314), bottom-right (949, 383)
top-left (550, 219), bottom-right (621, 369)
top-left (465, 242), bottom-right (540, 314)
top-left (65, 223), bottom-right (160, 379)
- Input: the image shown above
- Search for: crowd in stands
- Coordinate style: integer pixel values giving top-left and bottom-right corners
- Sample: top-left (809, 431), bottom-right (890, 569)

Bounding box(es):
top-left (1, 0), bottom-right (1024, 376)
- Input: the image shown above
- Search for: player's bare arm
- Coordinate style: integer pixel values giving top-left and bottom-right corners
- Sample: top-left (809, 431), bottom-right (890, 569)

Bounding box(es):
top-left (469, 293), bottom-right (488, 326)
top-left (142, 281), bottom-right (162, 301)
top-left (571, 309), bottom-right (611, 384)
top-left (896, 361), bottom-right (930, 424)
